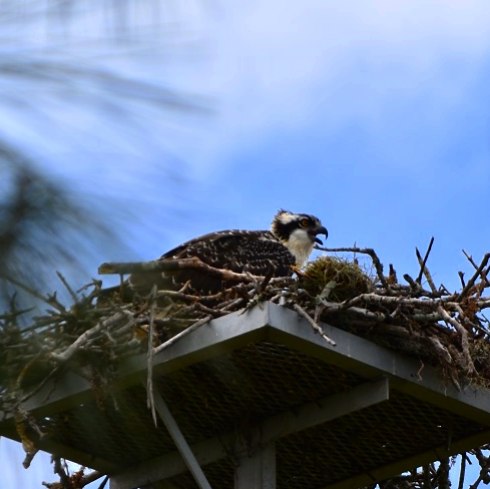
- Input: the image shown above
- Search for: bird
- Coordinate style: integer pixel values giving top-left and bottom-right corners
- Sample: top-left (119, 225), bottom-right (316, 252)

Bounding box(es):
top-left (129, 209), bottom-right (328, 294)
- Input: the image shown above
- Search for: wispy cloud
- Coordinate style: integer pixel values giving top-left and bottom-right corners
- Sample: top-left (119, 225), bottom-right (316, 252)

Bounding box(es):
top-left (190, 1), bottom-right (490, 171)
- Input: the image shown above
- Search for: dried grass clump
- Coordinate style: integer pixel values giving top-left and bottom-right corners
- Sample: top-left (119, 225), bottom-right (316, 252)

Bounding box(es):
top-left (301, 256), bottom-right (373, 301)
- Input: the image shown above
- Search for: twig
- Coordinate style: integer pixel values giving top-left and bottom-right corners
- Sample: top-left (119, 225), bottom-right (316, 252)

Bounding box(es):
top-left (403, 273), bottom-right (423, 293)
top-left (22, 448), bottom-right (39, 470)
top-left (53, 456), bottom-right (70, 489)
top-left (428, 336), bottom-right (452, 364)
top-left (454, 304), bottom-right (490, 338)
top-left (416, 238), bottom-right (437, 293)
top-left (293, 303), bottom-right (336, 346)
top-left (4, 275), bottom-right (66, 312)
top-left (458, 271), bottom-right (466, 289)
top-left (416, 237), bottom-right (435, 284)
top-left (463, 250), bottom-right (490, 296)
top-left (220, 297), bottom-right (247, 312)
top-left (437, 457), bottom-right (450, 489)
top-left (463, 250), bottom-right (480, 271)
top-left (318, 299), bottom-right (387, 321)
top-left (153, 315), bottom-right (213, 355)
top-left (458, 453), bottom-right (467, 489)
top-left (156, 289), bottom-right (227, 302)
top-left (146, 286), bottom-right (158, 427)
top-left (49, 311), bottom-right (134, 363)
top-left (56, 272), bottom-right (78, 304)
top-left (388, 264), bottom-right (398, 284)
top-left (459, 253), bottom-right (490, 300)
top-left (317, 246), bottom-right (389, 291)
top-left (344, 292), bottom-right (453, 309)
top-left (438, 306), bottom-right (476, 374)
top-left (42, 469), bottom-right (106, 489)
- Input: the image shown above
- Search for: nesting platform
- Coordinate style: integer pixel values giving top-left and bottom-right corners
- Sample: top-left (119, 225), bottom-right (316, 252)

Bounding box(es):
top-left (2, 302), bottom-right (490, 489)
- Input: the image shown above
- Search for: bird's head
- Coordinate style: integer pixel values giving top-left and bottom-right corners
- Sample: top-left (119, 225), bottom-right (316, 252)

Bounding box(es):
top-left (271, 210), bottom-right (328, 266)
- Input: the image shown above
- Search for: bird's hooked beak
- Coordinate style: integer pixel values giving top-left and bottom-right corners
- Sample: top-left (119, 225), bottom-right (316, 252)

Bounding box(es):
top-left (312, 225), bottom-right (328, 245)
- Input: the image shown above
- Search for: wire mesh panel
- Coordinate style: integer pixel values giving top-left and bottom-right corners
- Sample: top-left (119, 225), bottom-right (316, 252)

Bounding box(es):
top-left (3, 303), bottom-right (490, 489)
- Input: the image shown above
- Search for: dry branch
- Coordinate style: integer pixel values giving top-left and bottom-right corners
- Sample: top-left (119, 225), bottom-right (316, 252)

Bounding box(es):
top-left (416, 238), bottom-right (438, 293)
top-left (49, 311), bottom-right (135, 363)
top-left (293, 303), bottom-right (336, 346)
top-left (146, 286), bottom-right (158, 427)
top-left (416, 237), bottom-right (435, 285)
top-left (153, 315), bottom-right (213, 355)
top-left (438, 306), bottom-right (476, 374)
top-left (459, 253), bottom-right (490, 300)
top-left (317, 246), bottom-right (389, 290)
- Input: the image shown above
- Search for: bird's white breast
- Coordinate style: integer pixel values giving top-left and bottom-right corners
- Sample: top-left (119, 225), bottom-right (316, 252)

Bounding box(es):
top-left (284, 228), bottom-right (314, 267)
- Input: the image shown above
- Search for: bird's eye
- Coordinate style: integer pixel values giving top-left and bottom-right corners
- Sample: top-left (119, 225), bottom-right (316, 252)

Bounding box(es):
top-left (300, 218), bottom-right (309, 228)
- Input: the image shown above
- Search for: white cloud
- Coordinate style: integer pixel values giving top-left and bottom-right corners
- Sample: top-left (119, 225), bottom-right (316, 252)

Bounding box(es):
top-left (5, 1), bottom-right (490, 180)
top-left (185, 0), bottom-right (490, 172)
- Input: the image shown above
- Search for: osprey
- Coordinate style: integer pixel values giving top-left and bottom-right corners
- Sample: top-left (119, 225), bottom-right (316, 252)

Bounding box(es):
top-left (130, 210), bottom-right (328, 293)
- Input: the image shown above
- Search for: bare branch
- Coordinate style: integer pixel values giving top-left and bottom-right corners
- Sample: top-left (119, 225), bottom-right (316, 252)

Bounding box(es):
top-left (293, 303), bottom-right (336, 346)
top-left (49, 311), bottom-right (134, 363)
top-left (459, 452), bottom-right (467, 489)
top-left (416, 238), bottom-right (437, 293)
top-left (459, 253), bottom-right (490, 300)
top-left (153, 315), bottom-right (213, 355)
top-left (146, 286), bottom-right (158, 427)
top-left (438, 306), bottom-right (476, 374)
top-left (56, 271), bottom-right (78, 304)
top-left (416, 237), bottom-right (435, 284)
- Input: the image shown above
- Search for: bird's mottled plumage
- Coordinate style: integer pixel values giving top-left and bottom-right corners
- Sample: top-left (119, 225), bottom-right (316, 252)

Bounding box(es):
top-left (130, 210), bottom-right (327, 293)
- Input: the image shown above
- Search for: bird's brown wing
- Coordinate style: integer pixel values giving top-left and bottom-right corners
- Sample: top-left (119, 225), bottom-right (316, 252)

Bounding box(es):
top-left (163, 230), bottom-right (295, 277)
top-left (130, 230), bottom-right (295, 294)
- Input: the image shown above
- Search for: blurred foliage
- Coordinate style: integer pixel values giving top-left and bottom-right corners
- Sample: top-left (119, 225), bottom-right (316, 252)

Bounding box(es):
top-left (0, 145), bottom-right (111, 309)
top-left (0, 0), bottom-right (209, 310)
top-left (0, 2), bottom-right (213, 489)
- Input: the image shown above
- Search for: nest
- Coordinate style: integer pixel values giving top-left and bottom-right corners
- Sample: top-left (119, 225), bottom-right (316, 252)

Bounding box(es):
top-left (3, 243), bottom-right (490, 488)
top-left (301, 256), bottom-right (373, 300)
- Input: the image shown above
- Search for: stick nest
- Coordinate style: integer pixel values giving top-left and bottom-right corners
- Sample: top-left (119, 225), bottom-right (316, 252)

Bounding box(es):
top-left (3, 243), bottom-right (490, 488)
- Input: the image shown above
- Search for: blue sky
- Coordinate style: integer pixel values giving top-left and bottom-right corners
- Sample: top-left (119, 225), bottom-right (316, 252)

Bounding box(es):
top-left (3, 0), bottom-right (490, 486)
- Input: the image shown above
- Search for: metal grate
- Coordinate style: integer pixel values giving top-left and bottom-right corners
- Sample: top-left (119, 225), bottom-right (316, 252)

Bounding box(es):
top-left (45, 342), bottom-right (364, 467)
top-left (39, 339), bottom-right (490, 489)
top-left (152, 390), bottom-right (485, 489)
top-left (156, 342), bottom-right (364, 444)
top-left (276, 391), bottom-right (483, 488)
